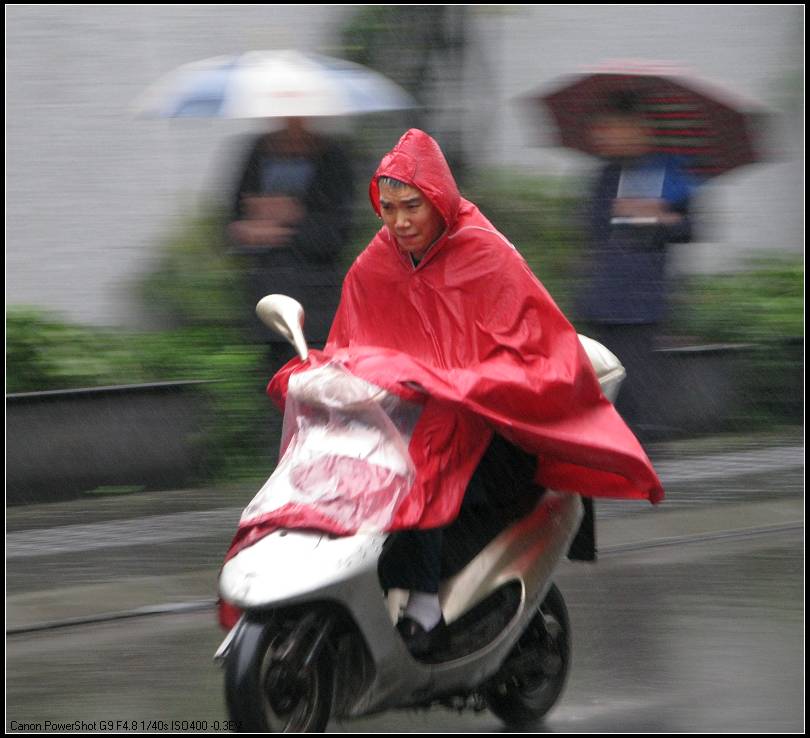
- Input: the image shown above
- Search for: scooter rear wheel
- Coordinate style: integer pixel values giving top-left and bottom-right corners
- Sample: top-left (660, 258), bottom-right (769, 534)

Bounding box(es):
top-left (225, 616), bottom-right (333, 733)
top-left (485, 583), bottom-right (571, 728)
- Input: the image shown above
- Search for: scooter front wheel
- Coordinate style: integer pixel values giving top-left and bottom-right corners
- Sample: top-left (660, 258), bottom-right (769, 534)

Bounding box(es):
top-left (485, 583), bottom-right (571, 728)
top-left (225, 616), bottom-right (333, 733)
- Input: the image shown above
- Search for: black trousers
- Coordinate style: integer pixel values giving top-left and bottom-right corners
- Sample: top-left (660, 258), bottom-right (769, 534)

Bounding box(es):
top-left (378, 432), bottom-right (599, 593)
top-left (585, 322), bottom-right (658, 433)
top-left (378, 436), bottom-right (540, 593)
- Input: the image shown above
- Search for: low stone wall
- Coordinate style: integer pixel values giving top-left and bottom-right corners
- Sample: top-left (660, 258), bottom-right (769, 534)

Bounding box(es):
top-left (6, 342), bottom-right (801, 503)
top-left (648, 344), bottom-right (753, 435)
top-left (6, 381), bottom-right (213, 505)
top-left (639, 341), bottom-right (802, 439)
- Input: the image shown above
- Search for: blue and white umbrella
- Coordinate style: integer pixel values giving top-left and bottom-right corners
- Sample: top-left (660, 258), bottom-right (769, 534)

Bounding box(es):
top-left (134, 49), bottom-right (417, 118)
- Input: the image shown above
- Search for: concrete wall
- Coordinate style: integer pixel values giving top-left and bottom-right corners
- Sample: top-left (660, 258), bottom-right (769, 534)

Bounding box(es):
top-left (6, 5), bottom-right (349, 328)
top-left (6, 5), bottom-right (803, 329)
top-left (6, 382), bottom-right (212, 504)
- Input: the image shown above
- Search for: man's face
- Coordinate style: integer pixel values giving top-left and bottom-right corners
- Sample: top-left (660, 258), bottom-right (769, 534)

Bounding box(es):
top-left (378, 181), bottom-right (445, 260)
top-left (590, 114), bottom-right (652, 160)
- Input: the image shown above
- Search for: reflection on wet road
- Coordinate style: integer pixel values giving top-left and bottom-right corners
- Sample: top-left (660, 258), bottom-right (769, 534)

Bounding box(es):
top-left (7, 526), bottom-right (803, 733)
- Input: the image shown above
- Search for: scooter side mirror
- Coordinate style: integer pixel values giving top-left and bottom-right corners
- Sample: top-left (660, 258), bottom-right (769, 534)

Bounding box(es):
top-left (256, 294), bottom-right (309, 361)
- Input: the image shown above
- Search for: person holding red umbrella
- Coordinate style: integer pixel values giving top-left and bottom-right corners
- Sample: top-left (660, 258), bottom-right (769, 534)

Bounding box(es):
top-left (575, 89), bottom-right (701, 436)
top-left (537, 62), bottom-right (763, 435)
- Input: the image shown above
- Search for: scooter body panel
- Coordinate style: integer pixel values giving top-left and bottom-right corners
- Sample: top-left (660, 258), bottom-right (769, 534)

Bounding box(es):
top-left (219, 530), bottom-right (386, 608)
top-left (218, 490), bottom-right (582, 718)
top-left (351, 491), bottom-right (582, 716)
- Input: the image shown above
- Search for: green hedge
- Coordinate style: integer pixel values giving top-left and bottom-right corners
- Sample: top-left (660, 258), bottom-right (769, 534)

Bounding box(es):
top-left (6, 308), bottom-right (145, 394)
top-left (6, 308), bottom-right (271, 480)
top-left (671, 256), bottom-right (804, 424)
top-left (671, 256), bottom-right (803, 344)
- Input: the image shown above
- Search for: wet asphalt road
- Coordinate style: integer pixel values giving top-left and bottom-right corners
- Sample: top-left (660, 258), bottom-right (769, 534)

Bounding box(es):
top-left (6, 527), bottom-right (803, 733)
top-left (5, 435), bottom-right (805, 733)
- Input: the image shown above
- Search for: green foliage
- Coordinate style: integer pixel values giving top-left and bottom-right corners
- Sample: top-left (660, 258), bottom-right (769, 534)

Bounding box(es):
top-left (137, 207), bottom-right (245, 327)
top-left (6, 308), bottom-right (152, 393)
top-left (340, 5), bottom-right (400, 70)
top-left (6, 307), bottom-right (272, 480)
top-left (672, 257), bottom-right (804, 344)
top-left (339, 6), bottom-right (454, 96)
top-left (132, 207), bottom-right (276, 479)
top-left (337, 6), bottom-right (470, 176)
top-left (671, 256), bottom-right (804, 424)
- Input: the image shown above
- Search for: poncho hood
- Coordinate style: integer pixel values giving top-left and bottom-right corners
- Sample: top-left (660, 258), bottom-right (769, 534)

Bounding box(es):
top-left (369, 128), bottom-right (462, 231)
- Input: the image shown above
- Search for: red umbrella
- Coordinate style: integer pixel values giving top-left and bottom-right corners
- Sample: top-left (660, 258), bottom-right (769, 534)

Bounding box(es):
top-left (534, 60), bottom-right (765, 177)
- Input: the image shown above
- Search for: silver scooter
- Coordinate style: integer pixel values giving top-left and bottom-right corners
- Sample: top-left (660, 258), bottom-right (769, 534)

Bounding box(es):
top-left (215, 295), bottom-right (626, 732)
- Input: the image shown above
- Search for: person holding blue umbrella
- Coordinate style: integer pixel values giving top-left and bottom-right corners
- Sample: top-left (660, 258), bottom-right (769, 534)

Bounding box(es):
top-left (227, 115), bottom-right (354, 370)
top-left (135, 49), bottom-right (417, 369)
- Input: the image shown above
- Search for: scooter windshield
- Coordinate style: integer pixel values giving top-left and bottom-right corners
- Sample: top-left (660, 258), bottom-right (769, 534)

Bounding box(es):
top-left (241, 362), bottom-right (422, 533)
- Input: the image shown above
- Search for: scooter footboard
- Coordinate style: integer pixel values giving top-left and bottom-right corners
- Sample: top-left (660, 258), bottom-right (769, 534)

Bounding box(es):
top-left (361, 492), bottom-right (583, 708)
top-left (440, 491), bottom-right (583, 625)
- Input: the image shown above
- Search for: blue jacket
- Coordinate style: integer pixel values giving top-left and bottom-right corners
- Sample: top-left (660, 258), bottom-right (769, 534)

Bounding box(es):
top-left (577, 155), bottom-right (697, 325)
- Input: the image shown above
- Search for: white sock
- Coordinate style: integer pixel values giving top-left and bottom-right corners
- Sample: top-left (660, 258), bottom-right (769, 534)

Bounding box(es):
top-left (404, 591), bottom-right (443, 631)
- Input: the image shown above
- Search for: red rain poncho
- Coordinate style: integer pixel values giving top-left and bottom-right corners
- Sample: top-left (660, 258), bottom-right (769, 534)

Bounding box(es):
top-left (226, 129), bottom-right (663, 563)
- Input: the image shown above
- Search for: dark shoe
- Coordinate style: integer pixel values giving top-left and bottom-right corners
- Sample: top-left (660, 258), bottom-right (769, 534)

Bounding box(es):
top-left (396, 616), bottom-right (449, 657)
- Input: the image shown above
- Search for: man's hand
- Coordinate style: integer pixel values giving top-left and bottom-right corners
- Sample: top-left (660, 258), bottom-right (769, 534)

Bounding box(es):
top-left (244, 195), bottom-right (305, 226)
top-left (228, 219), bottom-right (294, 247)
top-left (229, 194), bottom-right (305, 247)
top-left (612, 198), bottom-right (683, 225)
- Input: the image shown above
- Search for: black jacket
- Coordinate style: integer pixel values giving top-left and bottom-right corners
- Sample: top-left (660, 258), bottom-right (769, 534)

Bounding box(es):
top-left (229, 131), bottom-right (354, 342)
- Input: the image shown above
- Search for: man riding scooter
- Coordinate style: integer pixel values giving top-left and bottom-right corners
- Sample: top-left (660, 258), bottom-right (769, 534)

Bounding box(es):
top-left (264, 129), bottom-right (664, 657)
